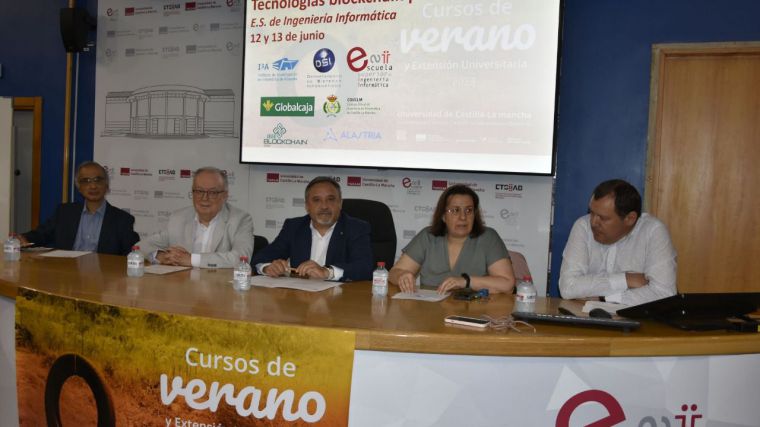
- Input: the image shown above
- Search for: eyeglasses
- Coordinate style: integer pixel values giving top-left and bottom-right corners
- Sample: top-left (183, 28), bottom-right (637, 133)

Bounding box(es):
top-left (78, 177), bottom-right (107, 186)
top-left (446, 207), bottom-right (475, 216)
top-left (190, 189), bottom-right (226, 199)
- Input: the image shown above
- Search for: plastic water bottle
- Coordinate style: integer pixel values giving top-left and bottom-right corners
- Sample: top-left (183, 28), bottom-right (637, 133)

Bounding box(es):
top-left (4, 233), bottom-right (21, 262)
top-left (372, 262), bottom-right (389, 296)
top-left (127, 246), bottom-right (145, 277)
top-left (514, 275), bottom-right (537, 312)
top-left (233, 256), bottom-right (252, 291)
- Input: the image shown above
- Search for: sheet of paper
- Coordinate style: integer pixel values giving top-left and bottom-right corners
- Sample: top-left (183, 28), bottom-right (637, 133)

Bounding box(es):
top-left (250, 275), bottom-right (343, 292)
top-left (21, 246), bottom-right (54, 252)
top-left (144, 265), bottom-right (191, 275)
top-left (582, 300), bottom-right (629, 314)
top-left (392, 289), bottom-right (449, 302)
top-left (39, 250), bottom-right (91, 258)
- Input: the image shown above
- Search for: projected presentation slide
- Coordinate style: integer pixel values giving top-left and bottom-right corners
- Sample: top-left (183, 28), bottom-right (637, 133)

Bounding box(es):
top-left (241, 0), bottom-right (560, 174)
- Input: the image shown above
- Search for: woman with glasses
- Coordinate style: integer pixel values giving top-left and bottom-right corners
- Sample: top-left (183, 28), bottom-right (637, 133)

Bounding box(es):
top-left (389, 184), bottom-right (516, 294)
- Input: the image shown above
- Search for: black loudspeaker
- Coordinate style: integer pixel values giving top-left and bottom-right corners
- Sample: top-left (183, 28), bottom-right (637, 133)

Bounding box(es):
top-left (60, 8), bottom-right (96, 53)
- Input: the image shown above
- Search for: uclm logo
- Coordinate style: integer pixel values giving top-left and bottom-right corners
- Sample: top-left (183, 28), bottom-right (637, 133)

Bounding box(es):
top-left (556, 390), bottom-right (704, 427)
top-left (347, 176), bottom-right (362, 186)
top-left (267, 173), bottom-right (280, 183)
top-left (432, 180), bottom-right (448, 190)
top-left (120, 168), bottom-right (131, 176)
top-left (125, 7), bottom-right (135, 16)
top-left (180, 169), bottom-right (192, 178)
top-left (185, 2), bottom-right (196, 11)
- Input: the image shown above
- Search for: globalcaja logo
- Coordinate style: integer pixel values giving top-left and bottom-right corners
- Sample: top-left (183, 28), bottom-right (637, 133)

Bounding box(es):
top-left (272, 57), bottom-right (298, 71)
top-left (180, 169), bottom-right (192, 178)
top-left (185, 2), bottom-right (196, 11)
top-left (347, 46), bottom-right (391, 72)
top-left (313, 48), bottom-right (335, 73)
top-left (125, 7), bottom-right (135, 16)
top-left (120, 167), bottom-right (131, 176)
top-left (432, 180), bottom-right (448, 190)
top-left (267, 173), bottom-right (280, 183)
top-left (347, 176), bottom-right (362, 186)
top-left (260, 97), bottom-right (315, 116)
top-left (323, 95), bottom-right (341, 117)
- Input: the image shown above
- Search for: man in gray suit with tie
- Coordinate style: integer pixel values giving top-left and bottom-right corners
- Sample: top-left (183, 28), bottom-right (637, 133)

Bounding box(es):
top-left (137, 166), bottom-right (253, 268)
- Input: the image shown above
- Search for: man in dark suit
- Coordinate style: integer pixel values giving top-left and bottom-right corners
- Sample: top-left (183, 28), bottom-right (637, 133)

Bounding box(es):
top-left (252, 176), bottom-right (374, 281)
top-left (17, 161), bottom-right (139, 255)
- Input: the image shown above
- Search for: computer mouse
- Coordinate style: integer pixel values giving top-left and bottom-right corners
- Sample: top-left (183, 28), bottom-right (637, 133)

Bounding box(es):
top-left (589, 308), bottom-right (612, 319)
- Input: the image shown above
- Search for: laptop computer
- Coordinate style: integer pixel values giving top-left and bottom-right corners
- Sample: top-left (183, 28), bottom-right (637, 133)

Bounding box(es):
top-left (616, 292), bottom-right (760, 331)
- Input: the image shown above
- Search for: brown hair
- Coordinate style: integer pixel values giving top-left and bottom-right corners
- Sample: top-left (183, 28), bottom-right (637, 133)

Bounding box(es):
top-left (430, 184), bottom-right (485, 237)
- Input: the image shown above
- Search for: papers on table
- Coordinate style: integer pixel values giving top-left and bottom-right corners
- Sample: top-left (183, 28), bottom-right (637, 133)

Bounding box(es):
top-left (250, 275), bottom-right (343, 292)
top-left (39, 250), bottom-right (91, 258)
top-left (144, 265), bottom-right (191, 275)
top-left (392, 288), bottom-right (449, 302)
top-left (582, 300), bottom-right (629, 314)
top-left (21, 246), bottom-right (53, 252)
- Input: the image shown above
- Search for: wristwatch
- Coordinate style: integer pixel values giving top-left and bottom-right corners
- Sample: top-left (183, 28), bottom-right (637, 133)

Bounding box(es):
top-left (461, 273), bottom-right (471, 289)
top-left (324, 265), bottom-right (335, 280)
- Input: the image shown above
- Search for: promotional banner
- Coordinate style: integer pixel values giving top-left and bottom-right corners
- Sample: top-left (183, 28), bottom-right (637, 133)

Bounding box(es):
top-left (15, 288), bottom-right (355, 426)
top-left (350, 350), bottom-right (760, 426)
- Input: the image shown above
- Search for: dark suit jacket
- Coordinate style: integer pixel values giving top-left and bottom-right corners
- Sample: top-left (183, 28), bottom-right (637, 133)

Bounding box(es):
top-left (251, 212), bottom-right (374, 281)
top-left (23, 202), bottom-right (140, 256)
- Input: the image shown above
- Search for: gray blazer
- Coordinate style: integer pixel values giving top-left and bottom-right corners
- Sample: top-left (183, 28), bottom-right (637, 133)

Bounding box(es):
top-left (137, 203), bottom-right (253, 268)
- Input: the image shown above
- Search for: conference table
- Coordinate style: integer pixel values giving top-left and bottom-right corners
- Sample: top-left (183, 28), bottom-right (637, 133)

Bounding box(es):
top-left (1, 253), bottom-right (759, 426)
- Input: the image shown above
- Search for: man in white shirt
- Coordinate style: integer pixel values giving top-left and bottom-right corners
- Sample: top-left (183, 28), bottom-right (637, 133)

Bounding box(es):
top-left (137, 166), bottom-right (253, 268)
top-left (251, 176), bottom-right (373, 281)
top-left (559, 179), bottom-right (677, 306)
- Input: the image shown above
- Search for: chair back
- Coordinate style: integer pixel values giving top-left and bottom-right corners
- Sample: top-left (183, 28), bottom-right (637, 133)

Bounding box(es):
top-left (341, 198), bottom-right (397, 269)
top-left (253, 235), bottom-right (269, 259)
top-left (508, 250), bottom-right (532, 281)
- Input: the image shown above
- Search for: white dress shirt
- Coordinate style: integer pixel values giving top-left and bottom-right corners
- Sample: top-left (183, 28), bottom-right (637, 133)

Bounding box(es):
top-left (190, 214), bottom-right (220, 267)
top-left (559, 213), bottom-right (677, 306)
top-left (255, 221), bottom-right (344, 280)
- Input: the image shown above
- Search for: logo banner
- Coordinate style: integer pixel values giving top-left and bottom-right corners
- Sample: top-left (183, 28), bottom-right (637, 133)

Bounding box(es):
top-left (15, 288), bottom-right (355, 426)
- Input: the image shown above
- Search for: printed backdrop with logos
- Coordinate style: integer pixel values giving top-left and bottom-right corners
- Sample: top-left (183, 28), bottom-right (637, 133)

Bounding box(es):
top-left (93, 0), bottom-right (553, 294)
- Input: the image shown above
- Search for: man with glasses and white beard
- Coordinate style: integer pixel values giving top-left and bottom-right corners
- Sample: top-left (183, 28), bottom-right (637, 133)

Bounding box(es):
top-left (17, 161), bottom-right (139, 255)
top-left (137, 166), bottom-right (253, 268)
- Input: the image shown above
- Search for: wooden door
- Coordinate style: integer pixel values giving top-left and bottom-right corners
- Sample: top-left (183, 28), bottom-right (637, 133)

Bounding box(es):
top-left (646, 43), bottom-right (760, 293)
